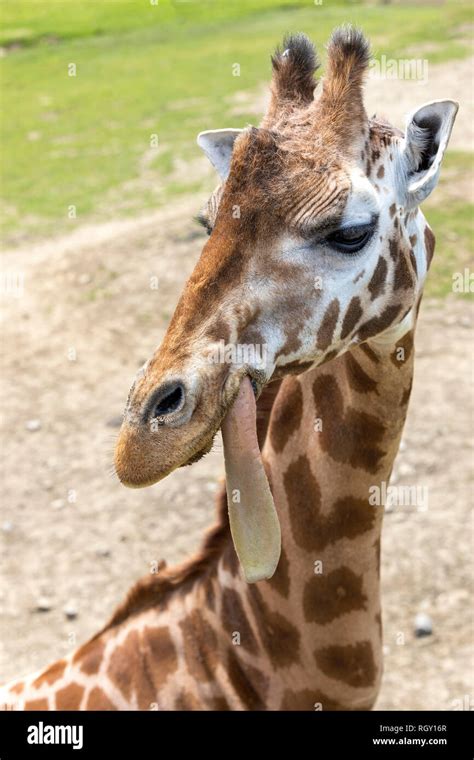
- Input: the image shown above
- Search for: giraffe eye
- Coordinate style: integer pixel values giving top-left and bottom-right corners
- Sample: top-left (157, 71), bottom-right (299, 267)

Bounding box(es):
top-left (327, 224), bottom-right (374, 254)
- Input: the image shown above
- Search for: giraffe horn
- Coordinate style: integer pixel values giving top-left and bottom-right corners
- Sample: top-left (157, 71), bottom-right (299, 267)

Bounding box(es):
top-left (221, 377), bottom-right (281, 583)
top-left (312, 25), bottom-right (371, 151)
top-left (261, 32), bottom-right (320, 129)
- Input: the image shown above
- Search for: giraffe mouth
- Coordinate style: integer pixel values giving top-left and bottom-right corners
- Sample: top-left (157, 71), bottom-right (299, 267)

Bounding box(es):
top-left (177, 371), bottom-right (262, 469)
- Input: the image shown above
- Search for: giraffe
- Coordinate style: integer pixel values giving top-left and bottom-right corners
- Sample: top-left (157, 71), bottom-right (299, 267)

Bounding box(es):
top-left (1, 27), bottom-right (457, 711)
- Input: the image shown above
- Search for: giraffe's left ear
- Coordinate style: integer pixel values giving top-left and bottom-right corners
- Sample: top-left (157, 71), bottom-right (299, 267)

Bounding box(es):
top-left (399, 99), bottom-right (458, 208)
top-left (197, 129), bottom-right (243, 180)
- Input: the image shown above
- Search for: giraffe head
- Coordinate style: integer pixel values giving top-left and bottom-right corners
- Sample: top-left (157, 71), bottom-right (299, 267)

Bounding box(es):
top-left (115, 28), bottom-right (456, 573)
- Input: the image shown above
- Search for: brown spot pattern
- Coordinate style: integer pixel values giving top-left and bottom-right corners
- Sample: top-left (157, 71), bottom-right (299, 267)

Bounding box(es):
top-left (107, 630), bottom-right (140, 702)
top-left (25, 698), bottom-right (49, 710)
top-left (345, 353), bottom-right (378, 394)
top-left (205, 318), bottom-right (231, 344)
top-left (393, 250), bottom-right (414, 291)
top-left (315, 641), bottom-right (376, 688)
top-left (317, 298), bottom-right (340, 350)
top-left (179, 610), bottom-right (218, 682)
top-left (227, 650), bottom-right (268, 710)
top-left (424, 226), bottom-right (435, 268)
top-left (390, 330), bottom-right (414, 367)
top-left (210, 697), bottom-right (231, 710)
top-left (141, 625), bottom-right (178, 695)
top-left (33, 660), bottom-right (67, 688)
top-left (284, 454), bottom-right (322, 552)
top-left (221, 587), bottom-right (258, 653)
top-left (55, 683), bottom-right (84, 710)
top-left (108, 626), bottom-right (177, 708)
top-left (86, 687), bottom-right (117, 710)
top-left (313, 374), bottom-right (386, 472)
top-left (247, 586), bottom-right (300, 667)
top-left (174, 690), bottom-right (201, 710)
top-left (374, 537), bottom-right (381, 578)
top-left (269, 377), bottom-right (303, 453)
top-left (265, 545), bottom-right (290, 598)
top-left (303, 566), bottom-right (367, 624)
top-left (275, 324), bottom-right (303, 361)
top-left (74, 638), bottom-right (105, 675)
top-left (280, 688), bottom-right (343, 711)
top-left (367, 257), bottom-right (387, 300)
top-left (409, 248), bottom-right (418, 277)
top-left (340, 296), bottom-right (363, 339)
top-left (284, 455), bottom-right (375, 552)
top-left (359, 342), bottom-right (380, 364)
top-left (357, 304), bottom-right (402, 342)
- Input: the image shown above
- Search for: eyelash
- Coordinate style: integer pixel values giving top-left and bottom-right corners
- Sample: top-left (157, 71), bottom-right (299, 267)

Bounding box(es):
top-left (325, 223), bottom-right (376, 254)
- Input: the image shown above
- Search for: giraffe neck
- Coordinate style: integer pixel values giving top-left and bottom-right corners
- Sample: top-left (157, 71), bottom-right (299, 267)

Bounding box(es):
top-left (210, 328), bottom-right (415, 710)
top-left (1, 329), bottom-right (415, 711)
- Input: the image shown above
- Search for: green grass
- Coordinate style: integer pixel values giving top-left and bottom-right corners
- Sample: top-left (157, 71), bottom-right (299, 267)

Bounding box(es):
top-left (0, 1), bottom-right (311, 47)
top-left (1, 0), bottom-right (472, 271)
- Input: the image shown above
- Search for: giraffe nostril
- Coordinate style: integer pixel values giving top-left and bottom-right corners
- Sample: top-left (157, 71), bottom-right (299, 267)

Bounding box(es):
top-left (148, 382), bottom-right (186, 420)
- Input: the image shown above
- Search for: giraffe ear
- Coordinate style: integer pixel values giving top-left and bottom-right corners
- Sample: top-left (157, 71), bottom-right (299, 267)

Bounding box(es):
top-left (197, 129), bottom-right (243, 180)
top-left (399, 99), bottom-right (458, 208)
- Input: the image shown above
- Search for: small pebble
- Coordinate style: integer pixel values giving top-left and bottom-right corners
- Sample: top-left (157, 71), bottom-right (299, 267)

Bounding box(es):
top-left (25, 419), bottom-right (41, 432)
top-left (35, 597), bottom-right (52, 613)
top-left (77, 273), bottom-right (91, 285)
top-left (96, 547), bottom-right (110, 558)
top-left (1, 521), bottom-right (13, 533)
top-left (64, 604), bottom-right (78, 620)
top-left (51, 498), bottom-right (65, 510)
top-left (414, 612), bottom-right (433, 638)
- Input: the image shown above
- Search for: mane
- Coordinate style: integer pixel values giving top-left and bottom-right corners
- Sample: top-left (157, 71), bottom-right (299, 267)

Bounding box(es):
top-left (96, 484), bottom-right (230, 636)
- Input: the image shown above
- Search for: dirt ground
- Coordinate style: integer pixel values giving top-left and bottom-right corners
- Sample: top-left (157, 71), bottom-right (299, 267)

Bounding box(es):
top-left (0, 59), bottom-right (472, 710)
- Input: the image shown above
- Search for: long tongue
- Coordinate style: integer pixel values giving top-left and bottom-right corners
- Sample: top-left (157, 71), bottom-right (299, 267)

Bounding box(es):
top-left (220, 376), bottom-right (281, 583)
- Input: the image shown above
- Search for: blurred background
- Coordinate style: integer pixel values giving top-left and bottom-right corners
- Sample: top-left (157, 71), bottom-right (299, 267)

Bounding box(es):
top-left (0, 0), bottom-right (472, 709)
